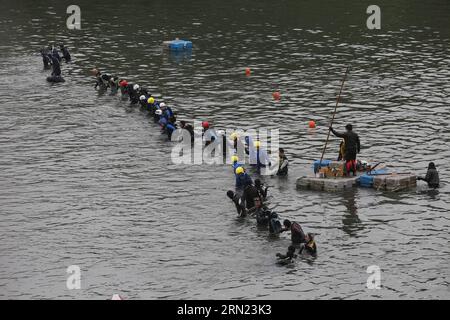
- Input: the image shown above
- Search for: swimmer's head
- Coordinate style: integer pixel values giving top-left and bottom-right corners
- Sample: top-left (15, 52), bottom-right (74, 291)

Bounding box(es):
top-left (283, 219), bottom-right (291, 228)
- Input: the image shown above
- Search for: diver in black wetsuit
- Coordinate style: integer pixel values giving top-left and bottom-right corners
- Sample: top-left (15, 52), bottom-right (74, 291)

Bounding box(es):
top-left (128, 84), bottom-right (140, 104)
top-left (226, 190), bottom-right (245, 217)
top-left (92, 68), bottom-right (105, 90)
top-left (180, 121), bottom-right (195, 144)
top-left (254, 205), bottom-right (270, 225)
top-left (242, 184), bottom-right (262, 211)
top-left (254, 179), bottom-right (268, 201)
top-left (59, 44), bottom-right (71, 62)
top-left (101, 73), bottom-right (112, 88)
top-left (277, 148), bottom-right (289, 176)
top-left (417, 162), bottom-right (440, 189)
top-left (49, 54), bottom-right (61, 77)
top-left (40, 48), bottom-right (52, 69)
top-left (51, 47), bottom-right (61, 63)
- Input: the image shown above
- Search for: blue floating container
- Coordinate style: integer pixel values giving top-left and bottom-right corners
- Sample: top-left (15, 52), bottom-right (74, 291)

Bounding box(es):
top-left (359, 169), bottom-right (389, 188)
top-left (166, 39), bottom-right (193, 51)
top-left (313, 160), bottom-right (332, 173)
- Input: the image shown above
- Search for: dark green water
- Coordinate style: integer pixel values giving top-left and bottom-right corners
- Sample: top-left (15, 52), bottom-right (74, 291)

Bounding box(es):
top-left (0, 0), bottom-right (449, 299)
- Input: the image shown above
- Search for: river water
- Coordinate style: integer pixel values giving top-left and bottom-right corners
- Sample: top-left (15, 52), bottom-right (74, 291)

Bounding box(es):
top-left (0, 0), bottom-right (449, 299)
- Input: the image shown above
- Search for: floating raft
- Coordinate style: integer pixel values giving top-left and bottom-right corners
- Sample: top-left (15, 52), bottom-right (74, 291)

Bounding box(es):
top-left (163, 39), bottom-right (193, 51)
top-left (297, 160), bottom-right (417, 192)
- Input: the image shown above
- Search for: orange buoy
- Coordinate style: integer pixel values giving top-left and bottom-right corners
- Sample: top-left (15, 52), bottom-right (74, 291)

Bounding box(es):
top-left (272, 91), bottom-right (281, 100)
top-left (309, 120), bottom-right (316, 128)
top-left (245, 68), bottom-right (251, 76)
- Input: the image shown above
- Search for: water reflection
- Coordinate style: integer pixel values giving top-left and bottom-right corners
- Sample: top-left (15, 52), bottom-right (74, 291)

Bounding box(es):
top-left (340, 190), bottom-right (363, 237)
top-left (167, 50), bottom-right (193, 64)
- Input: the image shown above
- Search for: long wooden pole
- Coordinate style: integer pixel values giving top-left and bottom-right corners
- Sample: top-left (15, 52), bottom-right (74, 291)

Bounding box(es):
top-left (319, 66), bottom-right (350, 167)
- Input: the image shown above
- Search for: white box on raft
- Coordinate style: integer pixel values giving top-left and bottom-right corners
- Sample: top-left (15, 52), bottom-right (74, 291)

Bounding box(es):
top-left (296, 176), bottom-right (359, 192)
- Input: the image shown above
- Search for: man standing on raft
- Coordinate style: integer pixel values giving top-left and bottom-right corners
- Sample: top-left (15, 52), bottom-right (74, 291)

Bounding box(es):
top-left (329, 124), bottom-right (360, 176)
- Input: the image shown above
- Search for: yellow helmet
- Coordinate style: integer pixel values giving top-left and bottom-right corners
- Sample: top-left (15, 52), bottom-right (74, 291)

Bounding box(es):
top-left (254, 140), bottom-right (261, 148)
top-left (230, 132), bottom-right (239, 140)
top-left (235, 167), bottom-right (244, 175)
top-left (231, 155), bottom-right (239, 163)
top-left (147, 97), bottom-right (155, 104)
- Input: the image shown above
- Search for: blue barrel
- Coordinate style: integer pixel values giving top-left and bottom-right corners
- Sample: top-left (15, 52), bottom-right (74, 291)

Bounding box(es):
top-left (359, 169), bottom-right (389, 188)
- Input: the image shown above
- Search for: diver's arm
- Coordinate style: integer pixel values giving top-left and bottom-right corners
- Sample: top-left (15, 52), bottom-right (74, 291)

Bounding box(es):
top-left (276, 253), bottom-right (288, 259)
top-left (247, 206), bottom-right (257, 216)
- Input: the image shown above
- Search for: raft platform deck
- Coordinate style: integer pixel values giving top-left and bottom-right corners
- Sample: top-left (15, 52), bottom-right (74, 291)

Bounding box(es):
top-left (296, 174), bottom-right (417, 192)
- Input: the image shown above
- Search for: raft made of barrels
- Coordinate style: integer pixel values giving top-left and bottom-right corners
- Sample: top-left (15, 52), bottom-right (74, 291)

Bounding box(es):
top-left (296, 173), bottom-right (417, 192)
top-left (297, 160), bottom-right (417, 192)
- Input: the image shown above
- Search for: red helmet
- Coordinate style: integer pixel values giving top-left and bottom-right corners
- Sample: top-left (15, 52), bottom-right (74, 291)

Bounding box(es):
top-left (202, 121), bottom-right (209, 129)
top-left (119, 80), bottom-right (128, 87)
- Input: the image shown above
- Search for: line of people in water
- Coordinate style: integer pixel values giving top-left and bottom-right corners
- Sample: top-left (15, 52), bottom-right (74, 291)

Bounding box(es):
top-left (86, 66), bottom-right (309, 263)
top-left (88, 66), bottom-right (291, 175)
top-left (227, 152), bottom-right (317, 263)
